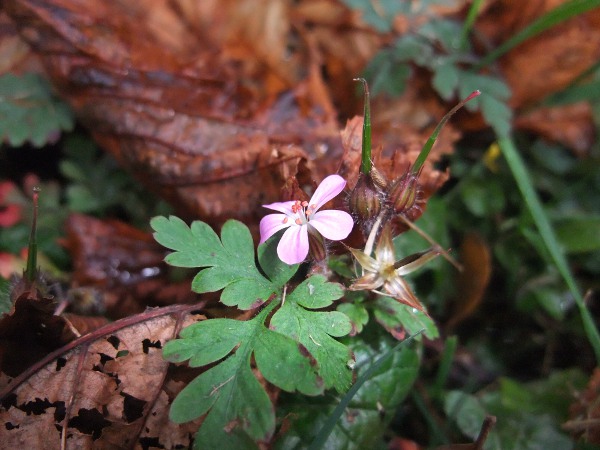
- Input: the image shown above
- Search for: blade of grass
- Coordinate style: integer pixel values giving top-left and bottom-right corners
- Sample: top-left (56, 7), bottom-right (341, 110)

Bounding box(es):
top-left (308, 329), bottom-right (424, 450)
top-left (498, 136), bottom-right (600, 362)
top-left (475, 0), bottom-right (600, 70)
top-left (459, 0), bottom-right (484, 51)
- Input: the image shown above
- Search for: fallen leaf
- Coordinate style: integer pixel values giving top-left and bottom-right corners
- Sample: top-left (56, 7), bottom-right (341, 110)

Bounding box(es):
top-left (477, 0), bottom-right (600, 109)
top-left (515, 102), bottom-right (595, 156)
top-left (446, 232), bottom-right (492, 329)
top-left (0, 302), bottom-right (207, 449)
top-left (4, 0), bottom-right (464, 235)
top-left (63, 214), bottom-right (196, 318)
top-left (0, 287), bottom-right (78, 377)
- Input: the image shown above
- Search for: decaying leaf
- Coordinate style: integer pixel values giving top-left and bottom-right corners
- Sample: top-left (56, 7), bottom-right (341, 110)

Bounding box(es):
top-left (477, 0), bottom-right (600, 109)
top-left (446, 233), bottom-right (492, 329)
top-left (515, 103), bottom-right (595, 156)
top-left (3, 0), bottom-right (466, 235)
top-left (0, 284), bottom-right (78, 377)
top-left (0, 302), bottom-right (207, 449)
top-left (63, 214), bottom-right (196, 318)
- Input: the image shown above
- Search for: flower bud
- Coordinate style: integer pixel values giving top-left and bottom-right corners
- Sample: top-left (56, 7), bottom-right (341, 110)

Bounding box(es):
top-left (387, 170), bottom-right (421, 217)
top-left (348, 172), bottom-right (383, 224)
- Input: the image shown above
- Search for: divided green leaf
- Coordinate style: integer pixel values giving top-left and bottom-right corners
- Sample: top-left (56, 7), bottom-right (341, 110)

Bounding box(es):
top-left (271, 275), bottom-right (353, 392)
top-left (0, 73), bottom-right (73, 147)
top-left (373, 296), bottom-right (439, 340)
top-left (151, 217), bottom-right (294, 309)
top-left (155, 218), bottom-right (355, 447)
top-left (164, 304), bottom-right (323, 449)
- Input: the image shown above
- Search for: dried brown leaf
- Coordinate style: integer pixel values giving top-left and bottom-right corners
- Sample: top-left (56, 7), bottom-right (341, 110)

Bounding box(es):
top-left (0, 303), bottom-right (207, 449)
top-left (515, 103), bottom-right (595, 156)
top-left (0, 285), bottom-right (78, 377)
top-left (63, 214), bottom-right (196, 318)
top-left (477, 0), bottom-right (600, 109)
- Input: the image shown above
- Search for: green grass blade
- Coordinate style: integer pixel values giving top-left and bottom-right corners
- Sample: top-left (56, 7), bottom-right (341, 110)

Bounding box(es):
top-left (460, 0), bottom-right (484, 50)
top-left (308, 330), bottom-right (424, 450)
top-left (498, 136), bottom-right (600, 362)
top-left (476, 0), bottom-right (600, 70)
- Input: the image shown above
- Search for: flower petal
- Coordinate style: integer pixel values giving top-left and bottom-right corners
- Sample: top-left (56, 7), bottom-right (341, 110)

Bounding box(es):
top-left (262, 200), bottom-right (296, 214)
top-left (309, 174), bottom-right (346, 211)
top-left (309, 210), bottom-right (353, 241)
top-left (277, 224), bottom-right (309, 265)
top-left (259, 213), bottom-right (291, 244)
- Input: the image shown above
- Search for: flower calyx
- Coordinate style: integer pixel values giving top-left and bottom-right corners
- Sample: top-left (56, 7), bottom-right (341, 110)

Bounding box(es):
top-left (348, 223), bottom-right (440, 312)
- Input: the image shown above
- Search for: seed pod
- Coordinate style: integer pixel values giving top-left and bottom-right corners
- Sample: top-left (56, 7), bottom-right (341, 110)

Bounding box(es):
top-left (348, 172), bottom-right (383, 223)
top-left (387, 170), bottom-right (421, 217)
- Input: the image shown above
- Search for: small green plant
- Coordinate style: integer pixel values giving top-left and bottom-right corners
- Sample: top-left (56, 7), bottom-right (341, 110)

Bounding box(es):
top-left (152, 217), bottom-right (353, 447)
top-left (148, 82), bottom-right (481, 449)
top-left (347, 0), bottom-right (512, 137)
top-left (0, 73), bottom-right (74, 147)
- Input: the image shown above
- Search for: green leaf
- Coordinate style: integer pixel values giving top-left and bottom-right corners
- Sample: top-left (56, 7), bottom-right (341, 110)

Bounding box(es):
top-left (432, 62), bottom-right (460, 101)
top-left (363, 52), bottom-right (411, 97)
top-left (257, 234), bottom-right (298, 286)
top-left (151, 216), bottom-right (222, 267)
top-left (341, 0), bottom-right (406, 32)
top-left (271, 275), bottom-right (353, 392)
top-left (254, 329), bottom-right (324, 396)
top-left (166, 304), bottom-right (322, 448)
top-left (276, 325), bottom-right (421, 450)
top-left (393, 35), bottom-right (434, 65)
top-left (498, 136), bottom-right (600, 362)
top-left (460, 176), bottom-right (506, 217)
top-left (445, 391), bottom-right (492, 444)
top-left (163, 318), bottom-right (252, 367)
top-left (337, 301), bottom-right (369, 335)
top-left (0, 73), bottom-right (73, 147)
top-left (445, 371), bottom-right (584, 450)
top-left (291, 275), bottom-right (345, 309)
top-left (152, 217), bottom-right (283, 309)
top-left (480, 93), bottom-right (513, 138)
top-left (373, 296), bottom-right (439, 340)
top-left (554, 216), bottom-right (600, 254)
top-left (418, 18), bottom-right (462, 52)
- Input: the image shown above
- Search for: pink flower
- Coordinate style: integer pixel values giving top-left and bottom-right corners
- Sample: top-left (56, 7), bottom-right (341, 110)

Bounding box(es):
top-left (259, 175), bottom-right (354, 265)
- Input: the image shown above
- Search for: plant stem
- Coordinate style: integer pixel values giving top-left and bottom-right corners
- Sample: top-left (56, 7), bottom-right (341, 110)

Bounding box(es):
top-left (412, 90), bottom-right (480, 174)
top-left (459, 0), bottom-right (484, 51)
top-left (25, 187), bottom-right (40, 283)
